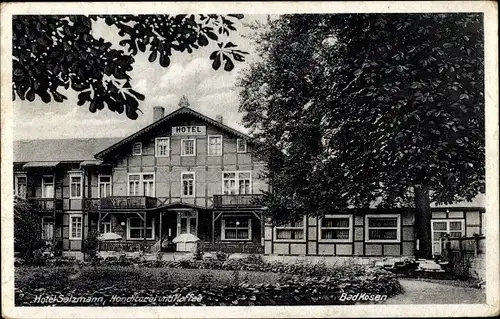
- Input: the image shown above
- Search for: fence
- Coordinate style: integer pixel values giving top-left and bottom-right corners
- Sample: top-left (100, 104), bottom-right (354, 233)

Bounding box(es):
top-left (440, 235), bottom-right (485, 280)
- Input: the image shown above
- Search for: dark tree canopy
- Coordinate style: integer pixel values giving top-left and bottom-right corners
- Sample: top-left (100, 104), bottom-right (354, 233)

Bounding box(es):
top-left (13, 14), bottom-right (248, 119)
top-left (239, 14), bottom-right (484, 226)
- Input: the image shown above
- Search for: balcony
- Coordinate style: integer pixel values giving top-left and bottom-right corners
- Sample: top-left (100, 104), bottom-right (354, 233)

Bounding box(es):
top-left (27, 198), bottom-right (63, 212)
top-left (84, 196), bottom-right (158, 211)
top-left (213, 194), bottom-right (264, 209)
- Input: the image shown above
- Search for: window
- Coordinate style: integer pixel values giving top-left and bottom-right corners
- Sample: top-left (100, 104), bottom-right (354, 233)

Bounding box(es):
top-left (132, 142), bottom-right (142, 155)
top-left (208, 135), bottom-right (222, 156)
top-left (155, 137), bottom-right (170, 157)
top-left (238, 172), bottom-right (251, 195)
top-left (15, 174), bottom-right (27, 198)
top-left (128, 174), bottom-right (141, 196)
top-left (42, 217), bottom-right (54, 241)
top-left (181, 172), bottom-right (195, 197)
top-left (143, 174), bottom-right (155, 197)
top-left (127, 217), bottom-right (154, 240)
top-left (431, 219), bottom-right (465, 255)
top-left (98, 175), bottom-right (112, 198)
top-left (181, 139), bottom-right (196, 156)
top-left (69, 214), bottom-right (82, 240)
top-left (178, 211), bottom-right (198, 236)
top-left (275, 217), bottom-right (306, 241)
top-left (319, 215), bottom-right (353, 242)
top-left (222, 216), bottom-right (252, 240)
top-left (128, 173), bottom-right (155, 196)
top-left (223, 171), bottom-right (252, 195)
top-left (70, 173), bottom-right (82, 199)
top-left (365, 214), bottom-right (401, 242)
top-left (237, 138), bottom-right (247, 153)
top-left (101, 221), bottom-right (112, 233)
top-left (42, 175), bottom-right (54, 198)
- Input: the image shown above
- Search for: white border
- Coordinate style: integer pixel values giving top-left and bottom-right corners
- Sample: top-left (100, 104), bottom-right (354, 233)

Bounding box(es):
top-left (1, 1), bottom-right (498, 318)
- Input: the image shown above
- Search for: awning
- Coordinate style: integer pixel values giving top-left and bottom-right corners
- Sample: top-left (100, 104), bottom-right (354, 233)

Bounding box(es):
top-left (23, 161), bottom-right (60, 169)
top-left (80, 160), bottom-right (103, 166)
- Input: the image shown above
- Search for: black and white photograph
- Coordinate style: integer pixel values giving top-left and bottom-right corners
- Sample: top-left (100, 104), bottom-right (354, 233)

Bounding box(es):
top-left (1, 1), bottom-right (498, 318)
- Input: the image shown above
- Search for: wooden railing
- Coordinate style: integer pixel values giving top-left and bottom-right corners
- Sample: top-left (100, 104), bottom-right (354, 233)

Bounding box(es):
top-left (213, 194), bottom-right (264, 208)
top-left (84, 196), bottom-right (158, 210)
top-left (27, 198), bottom-right (63, 211)
top-left (198, 241), bottom-right (264, 254)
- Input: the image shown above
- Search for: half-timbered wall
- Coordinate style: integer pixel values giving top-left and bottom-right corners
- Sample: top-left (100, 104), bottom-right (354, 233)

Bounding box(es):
top-left (105, 114), bottom-right (267, 206)
top-left (264, 211), bottom-right (416, 257)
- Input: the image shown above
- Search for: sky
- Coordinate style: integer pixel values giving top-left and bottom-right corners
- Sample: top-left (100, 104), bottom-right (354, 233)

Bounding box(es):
top-left (13, 15), bottom-right (268, 140)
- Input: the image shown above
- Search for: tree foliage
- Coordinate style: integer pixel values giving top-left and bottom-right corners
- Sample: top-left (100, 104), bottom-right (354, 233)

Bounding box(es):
top-left (239, 14), bottom-right (484, 225)
top-left (13, 14), bottom-right (247, 119)
top-left (14, 197), bottom-right (45, 257)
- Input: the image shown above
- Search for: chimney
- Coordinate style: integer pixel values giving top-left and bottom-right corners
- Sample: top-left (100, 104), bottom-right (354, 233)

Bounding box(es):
top-left (153, 106), bottom-right (165, 122)
top-left (215, 115), bottom-right (223, 124)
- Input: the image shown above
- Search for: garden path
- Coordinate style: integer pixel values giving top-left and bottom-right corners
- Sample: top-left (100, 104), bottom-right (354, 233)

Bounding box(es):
top-left (383, 279), bottom-right (486, 304)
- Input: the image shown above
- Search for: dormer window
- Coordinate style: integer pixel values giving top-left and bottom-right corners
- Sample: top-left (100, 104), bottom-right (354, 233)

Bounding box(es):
top-left (237, 138), bottom-right (247, 153)
top-left (133, 142), bottom-right (142, 155)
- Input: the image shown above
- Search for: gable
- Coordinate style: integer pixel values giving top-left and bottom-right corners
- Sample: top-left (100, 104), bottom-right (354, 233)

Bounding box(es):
top-left (95, 107), bottom-right (253, 159)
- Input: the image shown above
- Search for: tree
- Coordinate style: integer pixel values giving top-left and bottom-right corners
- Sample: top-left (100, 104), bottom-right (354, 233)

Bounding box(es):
top-left (14, 197), bottom-right (45, 259)
top-left (13, 14), bottom-right (248, 119)
top-left (239, 14), bottom-right (484, 258)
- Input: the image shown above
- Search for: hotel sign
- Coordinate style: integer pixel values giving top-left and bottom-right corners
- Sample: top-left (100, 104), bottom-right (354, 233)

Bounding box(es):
top-left (172, 126), bottom-right (206, 136)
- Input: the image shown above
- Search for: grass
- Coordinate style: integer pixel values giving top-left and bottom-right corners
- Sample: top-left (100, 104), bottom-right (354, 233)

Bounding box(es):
top-left (15, 266), bottom-right (281, 291)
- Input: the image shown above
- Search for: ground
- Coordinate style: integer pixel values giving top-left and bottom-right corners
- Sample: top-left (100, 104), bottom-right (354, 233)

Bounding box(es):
top-left (383, 279), bottom-right (486, 304)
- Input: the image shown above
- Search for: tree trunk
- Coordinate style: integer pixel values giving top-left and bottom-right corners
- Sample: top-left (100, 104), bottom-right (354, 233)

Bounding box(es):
top-left (414, 186), bottom-right (432, 259)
